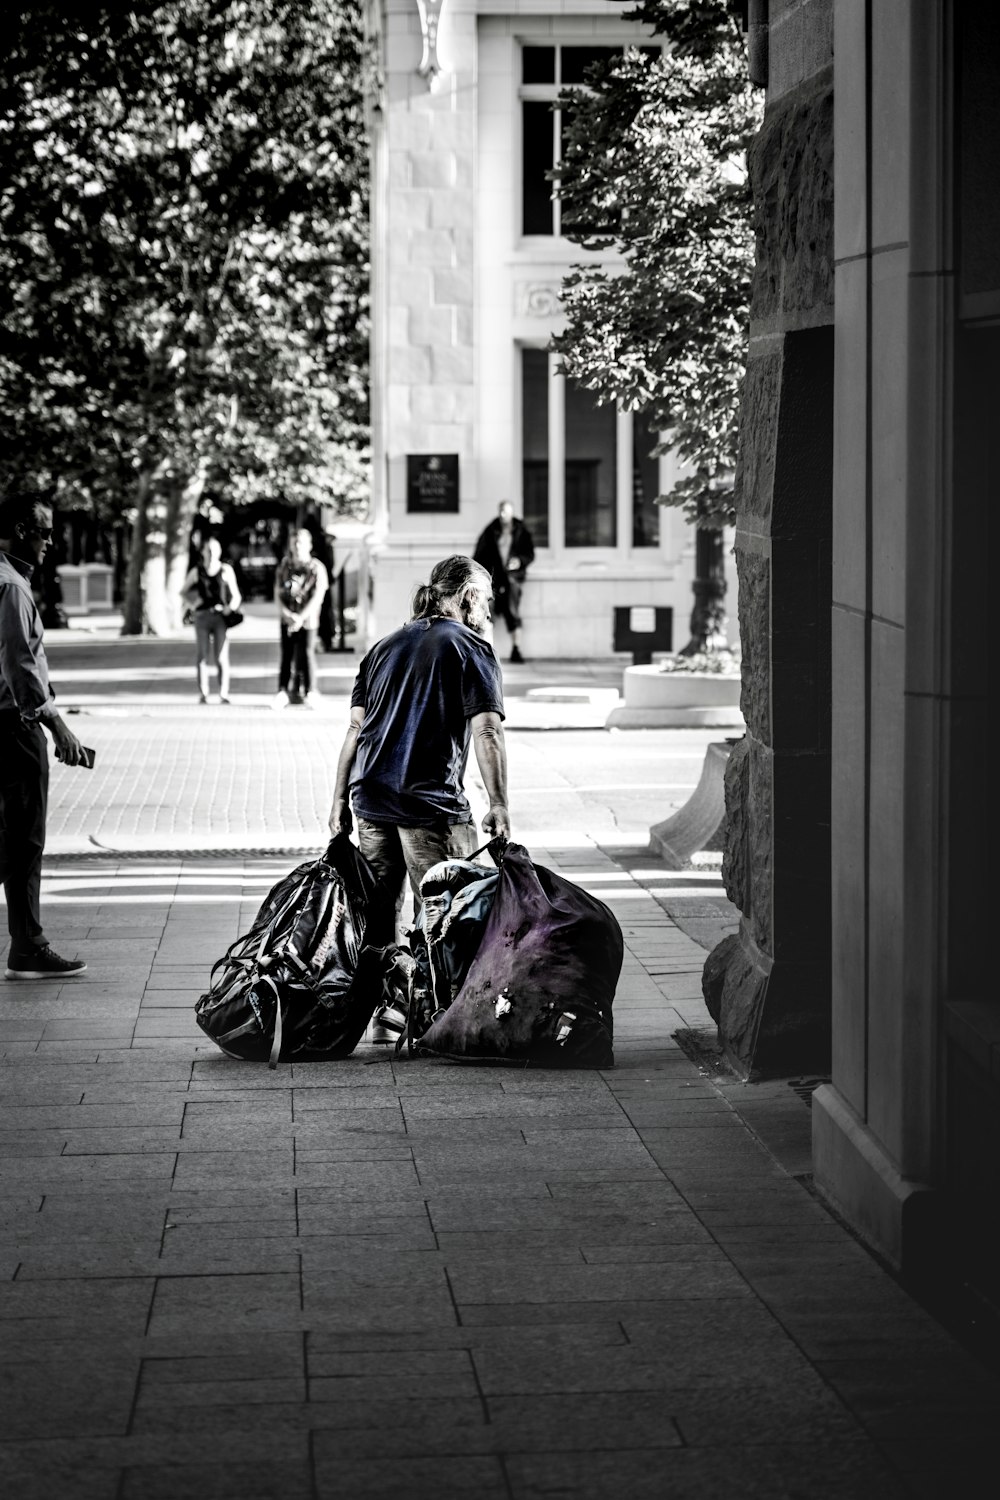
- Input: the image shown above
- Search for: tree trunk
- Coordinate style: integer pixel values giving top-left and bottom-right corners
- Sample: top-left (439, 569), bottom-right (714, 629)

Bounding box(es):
top-left (680, 525), bottom-right (729, 655)
top-left (139, 489), bottom-right (171, 636)
top-left (122, 464), bottom-right (207, 636)
top-left (120, 471), bottom-right (151, 635)
top-left (120, 473), bottom-right (187, 635)
top-left (160, 473), bottom-right (202, 633)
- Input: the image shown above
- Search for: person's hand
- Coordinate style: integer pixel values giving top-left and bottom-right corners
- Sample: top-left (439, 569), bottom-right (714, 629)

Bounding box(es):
top-left (328, 799), bottom-right (352, 837)
top-left (47, 713), bottom-right (86, 767)
top-left (482, 803), bottom-right (510, 840)
top-left (508, 558), bottom-right (521, 572)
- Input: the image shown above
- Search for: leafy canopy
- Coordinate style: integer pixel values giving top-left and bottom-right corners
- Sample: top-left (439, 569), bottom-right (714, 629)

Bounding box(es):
top-left (0, 1), bottom-right (370, 517)
top-left (553, 0), bottom-right (761, 526)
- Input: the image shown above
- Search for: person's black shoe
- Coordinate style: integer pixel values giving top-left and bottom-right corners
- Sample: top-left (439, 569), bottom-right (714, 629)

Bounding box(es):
top-left (510, 646), bottom-right (524, 664)
top-left (5, 945), bottom-right (88, 980)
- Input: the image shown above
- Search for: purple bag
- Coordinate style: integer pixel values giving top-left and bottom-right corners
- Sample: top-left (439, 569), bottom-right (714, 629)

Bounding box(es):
top-left (415, 842), bottom-right (619, 1068)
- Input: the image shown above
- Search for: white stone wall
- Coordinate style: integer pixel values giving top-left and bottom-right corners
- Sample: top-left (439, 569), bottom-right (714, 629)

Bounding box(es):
top-left (365, 0), bottom-right (740, 656)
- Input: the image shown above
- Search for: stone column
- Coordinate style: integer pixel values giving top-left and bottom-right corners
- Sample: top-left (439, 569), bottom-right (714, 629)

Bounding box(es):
top-left (811, 2), bottom-right (993, 1276)
top-left (703, 13), bottom-right (835, 1079)
top-left (366, 0), bottom-right (477, 642)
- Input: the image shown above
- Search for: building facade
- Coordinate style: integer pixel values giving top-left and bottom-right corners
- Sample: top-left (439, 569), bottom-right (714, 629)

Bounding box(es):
top-left (362, 0), bottom-right (738, 656)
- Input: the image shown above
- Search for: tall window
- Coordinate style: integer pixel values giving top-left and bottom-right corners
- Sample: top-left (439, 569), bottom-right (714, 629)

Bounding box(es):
top-left (565, 376), bottom-right (617, 546)
top-left (522, 102), bottom-right (555, 236)
top-left (522, 349), bottom-right (662, 551)
top-left (520, 43), bottom-right (659, 238)
top-left (521, 349), bottom-right (549, 546)
top-left (632, 415), bottom-right (661, 548)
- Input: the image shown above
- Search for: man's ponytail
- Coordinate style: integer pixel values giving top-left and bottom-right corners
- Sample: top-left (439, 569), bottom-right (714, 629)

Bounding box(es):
top-left (410, 555), bottom-right (492, 622)
top-left (411, 583), bottom-right (440, 619)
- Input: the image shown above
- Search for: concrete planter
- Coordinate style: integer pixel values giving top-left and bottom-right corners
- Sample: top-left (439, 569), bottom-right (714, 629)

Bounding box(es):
top-left (606, 665), bottom-right (745, 729)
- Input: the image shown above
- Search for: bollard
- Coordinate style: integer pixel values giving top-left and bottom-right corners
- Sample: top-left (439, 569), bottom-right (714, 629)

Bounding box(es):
top-left (648, 740), bottom-right (735, 869)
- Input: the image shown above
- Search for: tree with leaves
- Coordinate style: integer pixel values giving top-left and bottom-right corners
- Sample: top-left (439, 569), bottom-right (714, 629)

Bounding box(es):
top-left (0, 1), bottom-right (369, 634)
top-left (554, 0), bottom-right (761, 651)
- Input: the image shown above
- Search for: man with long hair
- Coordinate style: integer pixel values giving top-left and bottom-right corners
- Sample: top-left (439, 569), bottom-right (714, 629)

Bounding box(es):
top-left (328, 555), bottom-right (510, 1040)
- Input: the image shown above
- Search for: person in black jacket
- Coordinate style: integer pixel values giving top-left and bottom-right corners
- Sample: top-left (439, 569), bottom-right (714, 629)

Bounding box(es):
top-left (473, 500), bottom-right (534, 663)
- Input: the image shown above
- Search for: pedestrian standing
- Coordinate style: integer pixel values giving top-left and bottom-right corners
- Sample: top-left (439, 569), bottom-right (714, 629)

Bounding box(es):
top-left (273, 529), bottom-right (329, 708)
top-left (328, 555), bottom-right (509, 1041)
top-left (0, 492), bottom-right (87, 980)
top-left (314, 532), bottom-right (337, 653)
top-left (473, 500), bottom-right (535, 663)
top-left (181, 538), bottom-right (242, 704)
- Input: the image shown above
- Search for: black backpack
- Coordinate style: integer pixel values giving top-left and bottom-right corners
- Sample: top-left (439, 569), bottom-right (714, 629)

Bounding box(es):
top-left (194, 836), bottom-right (388, 1067)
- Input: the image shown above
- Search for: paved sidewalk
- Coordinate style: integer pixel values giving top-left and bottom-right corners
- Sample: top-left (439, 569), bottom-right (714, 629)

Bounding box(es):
top-left (2, 846), bottom-right (997, 1498)
top-left (44, 617), bottom-right (631, 721)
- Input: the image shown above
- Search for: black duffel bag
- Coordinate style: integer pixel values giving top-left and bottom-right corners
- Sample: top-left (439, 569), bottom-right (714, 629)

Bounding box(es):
top-left (194, 835), bottom-right (388, 1067)
top-left (414, 841), bottom-right (620, 1069)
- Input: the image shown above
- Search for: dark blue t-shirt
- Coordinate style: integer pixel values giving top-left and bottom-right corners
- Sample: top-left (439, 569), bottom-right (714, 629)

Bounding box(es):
top-left (349, 618), bottom-right (505, 828)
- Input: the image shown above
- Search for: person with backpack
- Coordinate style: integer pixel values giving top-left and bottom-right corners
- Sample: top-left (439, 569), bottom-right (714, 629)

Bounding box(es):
top-left (181, 537), bottom-right (243, 704)
top-left (328, 555), bottom-right (510, 1041)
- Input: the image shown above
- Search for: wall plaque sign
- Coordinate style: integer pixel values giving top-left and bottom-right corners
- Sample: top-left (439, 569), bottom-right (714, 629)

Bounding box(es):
top-left (406, 453), bottom-right (459, 513)
top-left (629, 606), bottom-right (657, 634)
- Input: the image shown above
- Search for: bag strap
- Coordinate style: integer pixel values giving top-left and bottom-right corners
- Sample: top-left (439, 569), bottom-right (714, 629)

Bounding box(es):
top-left (267, 978), bottom-right (284, 1070)
top-left (393, 840), bottom-right (506, 1061)
top-left (470, 833), bottom-right (507, 864)
top-left (395, 998), bottom-right (414, 1060)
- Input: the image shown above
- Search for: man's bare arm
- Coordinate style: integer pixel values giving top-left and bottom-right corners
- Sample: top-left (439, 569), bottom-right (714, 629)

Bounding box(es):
top-left (328, 706), bottom-right (365, 836)
top-left (470, 711), bottom-right (510, 839)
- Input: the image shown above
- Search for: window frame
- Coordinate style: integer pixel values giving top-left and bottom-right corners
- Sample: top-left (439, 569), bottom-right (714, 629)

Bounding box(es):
top-left (517, 343), bottom-right (669, 560)
top-left (518, 40), bottom-right (661, 244)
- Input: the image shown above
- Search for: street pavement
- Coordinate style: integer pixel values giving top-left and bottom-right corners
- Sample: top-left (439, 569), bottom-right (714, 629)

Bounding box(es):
top-left (1, 625), bottom-right (997, 1497)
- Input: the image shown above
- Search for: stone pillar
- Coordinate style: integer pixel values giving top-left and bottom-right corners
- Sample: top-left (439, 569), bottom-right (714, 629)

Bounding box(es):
top-left (810, 3), bottom-right (994, 1276)
top-left (703, 19), bottom-right (834, 1080)
top-left (366, 0), bottom-right (477, 642)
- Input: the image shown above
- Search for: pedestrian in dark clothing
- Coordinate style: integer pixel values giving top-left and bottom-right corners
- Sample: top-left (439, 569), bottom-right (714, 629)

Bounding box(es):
top-left (473, 500), bottom-right (535, 663)
top-left (312, 532), bottom-right (337, 652)
top-left (0, 493), bottom-right (87, 980)
top-left (329, 555), bottom-right (510, 1041)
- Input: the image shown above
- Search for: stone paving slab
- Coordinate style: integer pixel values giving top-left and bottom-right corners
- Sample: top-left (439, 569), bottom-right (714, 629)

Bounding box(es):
top-left (2, 846), bottom-right (1000, 1498)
